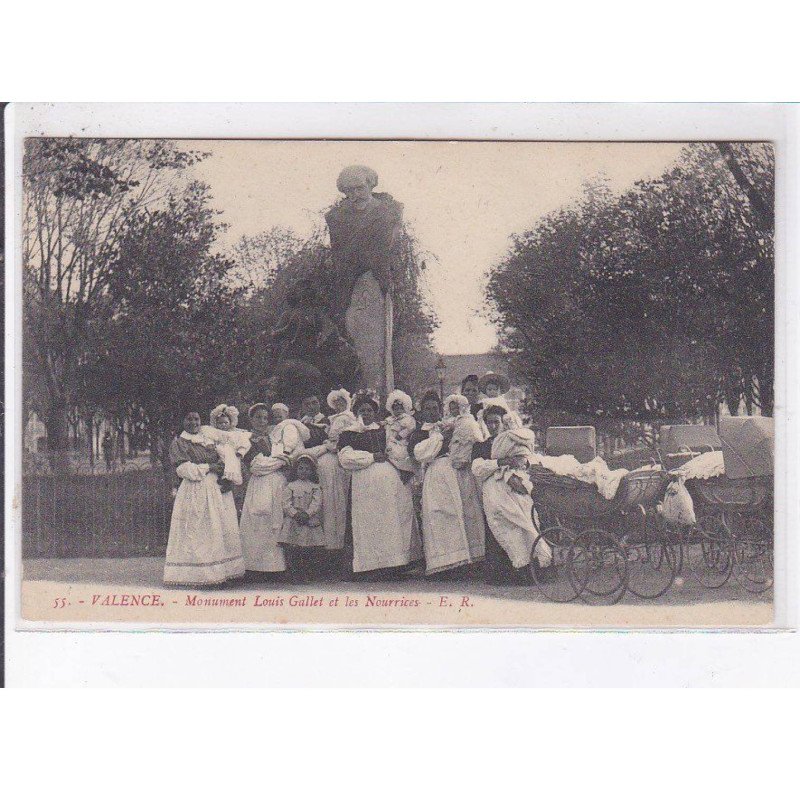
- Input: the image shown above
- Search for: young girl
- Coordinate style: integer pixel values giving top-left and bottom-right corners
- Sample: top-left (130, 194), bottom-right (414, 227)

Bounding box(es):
top-left (383, 389), bottom-right (416, 474)
top-left (278, 453), bottom-right (324, 581)
top-left (200, 404), bottom-right (251, 488)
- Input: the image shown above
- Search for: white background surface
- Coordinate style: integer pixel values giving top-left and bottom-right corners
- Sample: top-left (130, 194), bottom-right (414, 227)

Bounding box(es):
top-left (3, 4), bottom-right (800, 694)
top-left (5, 102), bottom-right (798, 687)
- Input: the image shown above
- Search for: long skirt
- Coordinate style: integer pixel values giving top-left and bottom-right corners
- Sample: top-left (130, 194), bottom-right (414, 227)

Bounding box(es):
top-left (481, 478), bottom-right (552, 569)
top-left (317, 451), bottom-right (350, 550)
top-left (239, 471), bottom-right (287, 572)
top-left (421, 457), bottom-right (485, 575)
top-left (351, 462), bottom-right (421, 573)
top-left (164, 472), bottom-right (245, 585)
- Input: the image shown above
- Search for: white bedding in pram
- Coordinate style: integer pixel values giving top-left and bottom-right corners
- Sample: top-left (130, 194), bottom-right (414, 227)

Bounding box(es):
top-left (529, 453), bottom-right (632, 501)
top-left (674, 450), bottom-right (725, 481)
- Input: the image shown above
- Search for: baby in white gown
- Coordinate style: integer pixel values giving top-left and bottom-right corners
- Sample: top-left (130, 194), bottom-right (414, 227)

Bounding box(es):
top-left (383, 389), bottom-right (416, 473)
top-left (268, 402), bottom-right (311, 460)
top-left (200, 404), bottom-right (251, 486)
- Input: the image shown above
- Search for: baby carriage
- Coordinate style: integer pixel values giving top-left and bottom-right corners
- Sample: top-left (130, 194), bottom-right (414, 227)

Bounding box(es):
top-left (528, 464), bottom-right (673, 604)
top-left (684, 474), bottom-right (773, 594)
top-left (663, 416), bottom-right (774, 595)
top-left (657, 424), bottom-right (722, 470)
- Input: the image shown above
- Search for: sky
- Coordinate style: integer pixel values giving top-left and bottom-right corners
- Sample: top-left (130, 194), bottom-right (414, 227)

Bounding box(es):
top-left (188, 140), bottom-right (686, 354)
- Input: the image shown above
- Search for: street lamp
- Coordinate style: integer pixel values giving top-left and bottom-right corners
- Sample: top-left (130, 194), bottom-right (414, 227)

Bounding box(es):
top-left (435, 354), bottom-right (447, 400)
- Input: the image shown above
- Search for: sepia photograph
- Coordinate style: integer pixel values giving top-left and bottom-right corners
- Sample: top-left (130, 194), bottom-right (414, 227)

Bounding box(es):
top-left (11, 129), bottom-right (776, 627)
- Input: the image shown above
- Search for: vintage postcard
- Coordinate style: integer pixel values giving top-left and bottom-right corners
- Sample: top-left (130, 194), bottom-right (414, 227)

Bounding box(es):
top-left (6, 106), bottom-right (780, 628)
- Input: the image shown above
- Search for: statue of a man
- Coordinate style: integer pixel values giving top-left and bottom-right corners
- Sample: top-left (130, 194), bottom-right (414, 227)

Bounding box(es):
top-left (325, 165), bottom-right (402, 397)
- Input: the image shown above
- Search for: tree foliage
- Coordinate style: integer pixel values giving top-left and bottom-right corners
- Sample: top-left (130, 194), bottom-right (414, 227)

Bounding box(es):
top-left (23, 140), bottom-right (440, 468)
top-left (484, 143), bottom-right (774, 421)
top-left (22, 138), bottom-right (205, 460)
top-left (80, 183), bottom-right (244, 463)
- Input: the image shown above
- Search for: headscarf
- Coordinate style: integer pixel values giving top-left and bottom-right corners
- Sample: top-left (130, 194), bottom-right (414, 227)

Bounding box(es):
top-left (248, 402), bottom-right (270, 419)
top-left (352, 390), bottom-right (380, 416)
top-left (416, 389), bottom-right (443, 413)
top-left (386, 389), bottom-right (413, 414)
top-left (326, 388), bottom-right (352, 412)
top-left (478, 371), bottom-right (511, 395)
top-left (491, 428), bottom-right (537, 461)
top-left (271, 402), bottom-right (289, 416)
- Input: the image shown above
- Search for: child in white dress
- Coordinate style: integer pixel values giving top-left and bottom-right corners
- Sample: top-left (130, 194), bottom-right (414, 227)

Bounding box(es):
top-left (383, 389), bottom-right (416, 474)
top-left (279, 454), bottom-right (324, 546)
top-left (278, 453), bottom-right (324, 581)
top-left (200, 404), bottom-right (251, 488)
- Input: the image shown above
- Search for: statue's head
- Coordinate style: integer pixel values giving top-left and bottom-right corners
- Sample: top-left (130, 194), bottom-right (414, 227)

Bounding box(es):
top-left (336, 165), bottom-right (378, 210)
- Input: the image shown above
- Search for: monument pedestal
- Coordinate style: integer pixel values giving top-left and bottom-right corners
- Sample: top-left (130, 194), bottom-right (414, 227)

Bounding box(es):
top-left (345, 271), bottom-right (394, 397)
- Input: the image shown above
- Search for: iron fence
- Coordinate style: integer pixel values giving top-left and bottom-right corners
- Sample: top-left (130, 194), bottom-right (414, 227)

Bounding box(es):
top-left (22, 457), bottom-right (174, 558)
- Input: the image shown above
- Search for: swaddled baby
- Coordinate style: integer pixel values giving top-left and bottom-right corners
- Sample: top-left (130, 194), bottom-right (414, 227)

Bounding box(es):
top-left (383, 389), bottom-right (416, 473)
top-left (443, 393), bottom-right (484, 469)
top-left (200, 404), bottom-right (251, 486)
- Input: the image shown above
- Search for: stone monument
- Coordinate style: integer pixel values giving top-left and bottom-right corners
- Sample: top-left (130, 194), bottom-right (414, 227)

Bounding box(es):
top-left (268, 278), bottom-right (360, 401)
top-left (325, 165), bottom-right (402, 398)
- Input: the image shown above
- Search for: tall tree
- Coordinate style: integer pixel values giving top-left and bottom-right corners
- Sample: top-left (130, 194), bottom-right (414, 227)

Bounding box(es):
top-left (80, 183), bottom-right (243, 465)
top-left (22, 138), bottom-right (204, 467)
top-left (484, 143), bottom-right (774, 421)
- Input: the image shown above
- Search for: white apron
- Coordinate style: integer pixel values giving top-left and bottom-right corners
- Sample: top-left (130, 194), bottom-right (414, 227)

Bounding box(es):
top-left (350, 462), bottom-right (420, 572)
top-left (239, 454), bottom-right (288, 572)
top-left (473, 459), bottom-right (553, 569)
top-left (164, 470), bottom-right (245, 585)
top-left (339, 437), bottom-right (421, 573)
top-left (419, 456), bottom-right (485, 574)
top-left (316, 450), bottom-right (351, 550)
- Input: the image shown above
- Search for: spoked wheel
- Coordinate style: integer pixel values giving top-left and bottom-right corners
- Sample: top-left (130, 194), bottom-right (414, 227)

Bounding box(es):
top-left (687, 515), bottom-right (734, 589)
top-left (625, 539), bottom-right (677, 600)
top-left (530, 526), bottom-right (580, 603)
top-left (567, 528), bottom-right (628, 605)
top-left (623, 510), bottom-right (678, 600)
top-left (726, 513), bottom-right (774, 595)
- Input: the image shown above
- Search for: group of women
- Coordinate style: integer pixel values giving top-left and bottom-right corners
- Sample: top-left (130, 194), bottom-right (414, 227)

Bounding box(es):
top-left (163, 372), bottom-right (553, 588)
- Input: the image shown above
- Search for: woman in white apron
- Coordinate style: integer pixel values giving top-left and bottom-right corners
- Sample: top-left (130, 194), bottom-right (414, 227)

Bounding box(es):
top-left (239, 403), bottom-right (309, 574)
top-left (337, 392), bottom-right (421, 576)
top-left (304, 389), bottom-right (357, 552)
top-left (411, 391), bottom-right (485, 575)
top-left (164, 408), bottom-right (245, 586)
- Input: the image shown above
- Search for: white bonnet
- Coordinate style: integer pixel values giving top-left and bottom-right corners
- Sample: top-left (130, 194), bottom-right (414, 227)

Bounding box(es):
top-left (443, 394), bottom-right (470, 415)
top-left (491, 428), bottom-right (537, 461)
top-left (386, 389), bottom-right (413, 413)
top-left (326, 388), bottom-right (352, 411)
top-left (210, 404), bottom-right (239, 427)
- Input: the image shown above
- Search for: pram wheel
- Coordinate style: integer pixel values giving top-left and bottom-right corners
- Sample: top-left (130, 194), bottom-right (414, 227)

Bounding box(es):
top-left (567, 528), bottom-right (628, 605)
top-left (625, 540), bottom-right (677, 600)
top-left (726, 513), bottom-right (774, 594)
top-left (688, 514), bottom-right (734, 589)
top-left (530, 526), bottom-right (580, 603)
top-left (624, 509), bottom-right (677, 600)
